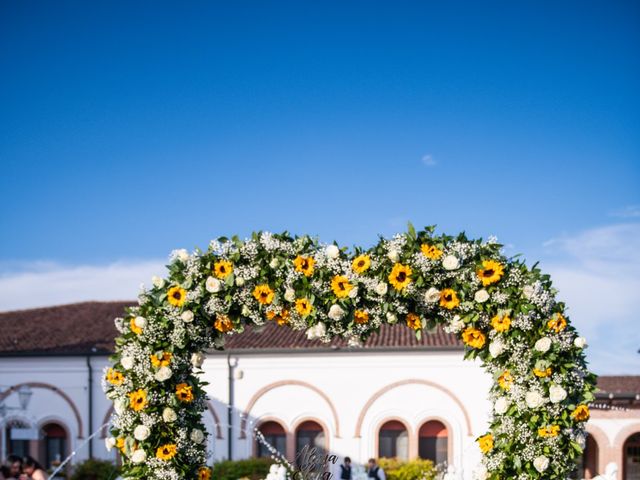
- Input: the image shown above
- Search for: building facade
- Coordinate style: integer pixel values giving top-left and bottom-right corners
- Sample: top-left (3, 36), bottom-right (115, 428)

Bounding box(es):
top-left (0, 302), bottom-right (638, 479)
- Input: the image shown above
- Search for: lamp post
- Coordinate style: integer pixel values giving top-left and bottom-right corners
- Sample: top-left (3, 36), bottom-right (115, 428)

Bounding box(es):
top-left (0, 385), bottom-right (34, 461)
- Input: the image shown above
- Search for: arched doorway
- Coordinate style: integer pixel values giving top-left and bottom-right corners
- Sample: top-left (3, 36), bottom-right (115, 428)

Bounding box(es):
top-left (418, 420), bottom-right (448, 465)
top-left (295, 420), bottom-right (326, 464)
top-left (624, 432), bottom-right (640, 480)
top-left (41, 423), bottom-right (68, 471)
top-left (256, 420), bottom-right (287, 458)
top-left (378, 420), bottom-right (409, 460)
top-left (3, 418), bottom-right (33, 458)
top-left (572, 433), bottom-right (599, 479)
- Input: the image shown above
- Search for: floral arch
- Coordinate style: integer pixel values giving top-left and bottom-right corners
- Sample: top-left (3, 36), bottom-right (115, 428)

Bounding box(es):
top-left (103, 225), bottom-right (596, 480)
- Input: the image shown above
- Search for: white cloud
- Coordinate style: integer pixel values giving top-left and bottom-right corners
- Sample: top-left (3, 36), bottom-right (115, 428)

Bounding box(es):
top-left (540, 223), bottom-right (640, 374)
top-left (0, 260), bottom-right (165, 312)
top-left (421, 154), bottom-right (437, 167)
top-left (609, 205), bottom-right (640, 218)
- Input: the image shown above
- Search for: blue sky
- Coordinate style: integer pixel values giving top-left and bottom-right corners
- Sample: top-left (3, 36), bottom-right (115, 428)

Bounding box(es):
top-left (0, 1), bottom-right (638, 373)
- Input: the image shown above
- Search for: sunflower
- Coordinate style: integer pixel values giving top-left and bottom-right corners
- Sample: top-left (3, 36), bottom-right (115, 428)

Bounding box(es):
top-left (547, 313), bottom-right (567, 333)
top-left (352, 254), bottom-right (371, 274)
top-left (213, 260), bottom-right (233, 279)
top-left (491, 314), bottom-right (511, 332)
top-left (156, 443), bottom-right (177, 461)
top-left (128, 389), bottom-right (148, 411)
top-left (293, 255), bottom-right (315, 277)
top-left (462, 327), bottom-right (486, 349)
top-left (150, 352), bottom-right (172, 367)
top-left (116, 437), bottom-right (126, 453)
top-left (498, 370), bottom-right (513, 390)
top-left (176, 383), bottom-right (194, 403)
top-left (538, 425), bottom-right (560, 438)
top-left (214, 315), bottom-right (234, 333)
top-left (420, 244), bottom-right (443, 260)
top-left (406, 313), bottom-right (422, 330)
top-left (533, 367), bottom-right (552, 378)
top-left (106, 368), bottom-right (124, 385)
top-left (331, 275), bottom-right (354, 298)
top-left (198, 467), bottom-right (212, 480)
top-left (295, 298), bottom-right (313, 317)
top-left (167, 286), bottom-right (187, 307)
top-left (476, 260), bottom-right (505, 286)
top-left (354, 310), bottom-right (369, 324)
top-left (388, 263), bottom-right (412, 291)
top-left (477, 433), bottom-right (493, 454)
top-left (253, 284), bottom-right (275, 305)
top-left (439, 288), bottom-right (460, 309)
top-left (267, 309), bottom-right (290, 326)
top-left (571, 405), bottom-right (590, 422)
top-left (130, 317), bottom-right (143, 335)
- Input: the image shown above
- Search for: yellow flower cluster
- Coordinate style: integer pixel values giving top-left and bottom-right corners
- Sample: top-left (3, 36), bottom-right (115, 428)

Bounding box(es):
top-left (498, 370), bottom-right (513, 390)
top-left (538, 425), bottom-right (560, 437)
top-left (491, 314), bottom-right (511, 332)
top-left (295, 298), bottom-right (313, 317)
top-left (331, 275), bottom-right (353, 298)
top-left (439, 289), bottom-right (460, 309)
top-left (214, 260), bottom-right (233, 279)
top-left (547, 313), bottom-right (567, 333)
top-left (476, 259), bottom-right (504, 286)
top-left (352, 254), bottom-right (371, 274)
top-left (420, 243), bottom-right (443, 259)
top-left (156, 443), bottom-right (177, 461)
top-left (571, 405), bottom-right (590, 422)
top-left (405, 313), bottom-right (421, 330)
top-left (106, 368), bottom-right (124, 385)
top-left (388, 263), bottom-right (412, 291)
top-left (266, 309), bottom-right (290, 326)
top-left (477, 433), bottom-right (493, 453)
top-left (214, 314), bottom-right (234, 332)
top-left (167, 286), bottom-right (186, 307)
top-left (253, 284), bottom-right (275, 305)
top-left (533, 367), bottom-right (552, 378)
top-left (462, 327), bottom-right (485, 349)
top-left (293, 255), bottom-right (315, 277)
top-left (354, 310), bottom-right (369, 324)
top-left (176, 383), bottom-right (194, 403)
top-left (128, 389), bottom-right (147, 411)
top-left (150, 352), bottom-right (172, 367)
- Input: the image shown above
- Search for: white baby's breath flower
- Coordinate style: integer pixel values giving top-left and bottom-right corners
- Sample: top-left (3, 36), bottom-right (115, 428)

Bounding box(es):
top-left (533, 456), bottom-right (549, 473)
top-left (549, 384), bottom-right (567, 404)
top-left (205, 276), bottom-right (222, 293)
top-left (190, 428), bottom-right (205, 444)
top-left (525, 391), bottom-right (545, 409)
top-left (424, 287), bottom-right (440, 303)
top-left (534, 337), bottom-right (551, 353)
top-left (375, 282), bottom-right (388, 296)
top-left (326, 245), bottom-right (340, 259)
top-left (328, 304), bottom-right (345, 321)
top-left (284, 288), bottom-right (296, 302)
top-left (131, 449), bottom-right (147, 464)
top-left (162, 407), bottom-right (177, 423)
top-left (152, 276), bottom-right (165, 288)
top-left (181, 310), bottom-right (194, 323)
top-left (191, 352), bottom-right (205, 368)
top-left (574, 336), bottom-right (587, 349)
top-left (121, 356), bottom-right (134, 370)
top-left (154, 366), bottom-right (172, 382)
top-left (134, 425), bottom-right (150, 441)
top-left (442, 255), bottom-right (460, 270)
top-left (134, 316), bottom-right (146, 329)
top-left (494, 397), bottom-right (510, 414)
top-left (474, 289), bottom-right (490, 303)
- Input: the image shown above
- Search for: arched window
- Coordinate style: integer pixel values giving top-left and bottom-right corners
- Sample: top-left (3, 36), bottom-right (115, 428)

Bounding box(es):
top-left (4, 418), bottom-right (32, 458)
top-left (378, 420), bottom-right (408, 460)
top-left (41, 423), bottom-right (67, 470)
top-left (295, 420), bottom-right (326, 464)
top-left (625, 432), bottom-right (640, 480)
top-left (256, 421), bottom-right (286, 458)
top-left (572, 433), bottom-right (599, 479)
top-left (418, 420), bottom-right (448, 465)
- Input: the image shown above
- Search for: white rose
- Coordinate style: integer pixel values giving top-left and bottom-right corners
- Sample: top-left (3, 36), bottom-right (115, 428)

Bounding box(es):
top-left (386, 312), bottom-right (398, 324)
top-left (121, 356), bottom-right (134, 370)
top-left (424, 287), bottom-right (440, 303)
top-left (152, 275), bottom-right (165, 288)
top-left (387, 250), bottom-right (400, 262)
top-left (235, 276), bottom-right (245, 287)
top-left (114, 398), bottom-right (127, 415)
top-left (181, 310), bottom-right (194, 323)
top-left (442, 255), bottom-right (460, 270)
top-left (241, 305), bottom-right (251, 317)
top-left (525, 391), bottom-right (545, 409)
top-left (133, 425), bottom-right (150, 441)
top-left (190, 428), bottom-right (205, 444)
top-left (284, 288), bottom-right (296, 302)
top-left (494, 397), bottom-right (510, 414)
top-left (205, 276), bottom-right (222, 293)
top-left (105, 436), bottom-right (116, 452)
top-left (549, 384), bottom-right (567, 404)
top-left (533, 456), bottom-right (549, 473)
top-left (154, 366), bottom-right (172, 382)
top-left (306, 322), bottom-right (326, 340)
top-left (449, 316), bottom-right (465, 333)
top-left (474, 289), bottom-right (490, 303)
top-left (489, 339), bottom-right (504, 358)
top-left (574, 336), bottom-right (587, 349)
top-left (347, 336), bottom-right (363, 347)
top-left (328, 304), bottom-right (345, 321)
top-left (472, 465), bottom-right (488, 480)
top-left (131, 449), bottom-right (146, 464)
top-left (534, 337), bottom-right (552, 353)
top-left (375, 282), bottom-right (388, 296)
top-left (134, 316), bottom-right (147, 329)
top-left (162, 407), bottom-right (177, 423)
top-left (523, 285), bottom-right (535, 299)
top-left (191, 352), bottom-right (205, 368)
top-left (269, 258), bottom-right (280, 269)
top-left (326, 245), bottom-right (340, 259)
top-left (348, 286), bottom-right (359, 299)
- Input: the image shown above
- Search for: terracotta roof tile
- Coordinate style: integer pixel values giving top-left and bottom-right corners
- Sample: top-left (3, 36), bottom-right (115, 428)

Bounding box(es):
top-left (597, 376), bottom-right (640, 394)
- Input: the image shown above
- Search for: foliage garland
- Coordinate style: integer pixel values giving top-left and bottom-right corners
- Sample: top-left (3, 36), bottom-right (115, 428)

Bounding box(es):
top-left (103, 225), bottom-right (596, 480)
